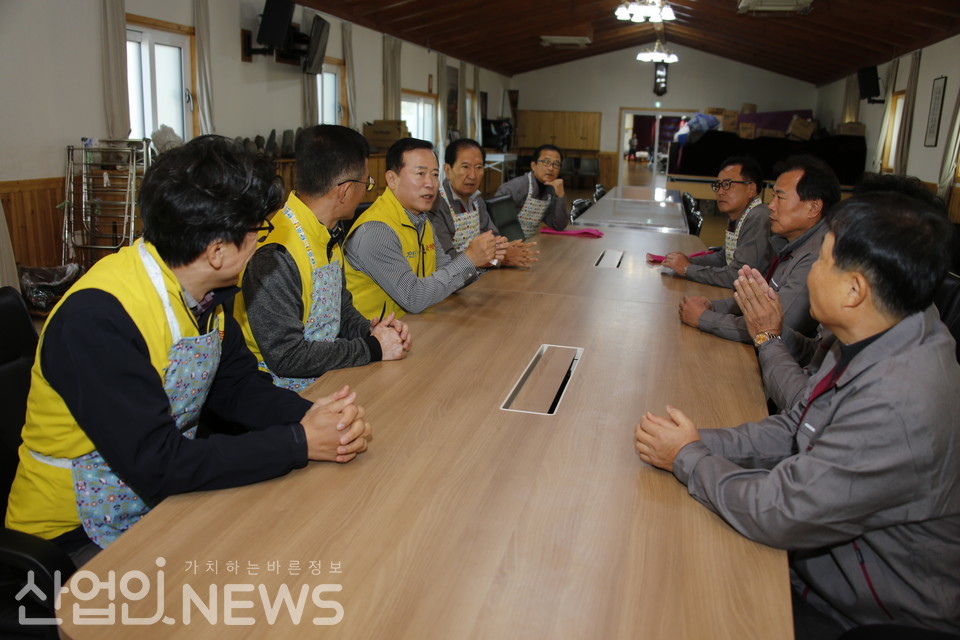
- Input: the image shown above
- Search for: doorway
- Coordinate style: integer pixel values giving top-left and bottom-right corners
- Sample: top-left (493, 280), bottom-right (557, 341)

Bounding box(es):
top-left (618, 108), bottom-right (695, 187)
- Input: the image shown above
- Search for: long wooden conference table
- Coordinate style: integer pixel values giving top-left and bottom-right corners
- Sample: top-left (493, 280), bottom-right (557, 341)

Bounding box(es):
top-left (58, 222), bottom-right (792, 639)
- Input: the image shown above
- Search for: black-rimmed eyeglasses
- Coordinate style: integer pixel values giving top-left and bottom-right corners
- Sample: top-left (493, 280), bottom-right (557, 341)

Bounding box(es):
top-left (711, 179), bottom-right (752, 192)
top-left (249, 218), bottom-right (275, 243)
top-left (338, 176), bottom-right (376, 192)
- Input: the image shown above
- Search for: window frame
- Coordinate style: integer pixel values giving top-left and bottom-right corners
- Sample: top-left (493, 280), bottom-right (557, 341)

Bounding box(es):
top-left (881, 90), bottom-right (906, 173)
top-left (126, 14), bottom-right (198, 140)
top-left (316, 57), bottom-right (349, 127)
top-left (401, 89), bottom-right (438, 146)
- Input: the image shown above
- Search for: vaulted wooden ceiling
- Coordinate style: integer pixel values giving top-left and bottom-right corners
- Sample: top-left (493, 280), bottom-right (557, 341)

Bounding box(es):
top-left (302, 0), bottom-right (960, 86)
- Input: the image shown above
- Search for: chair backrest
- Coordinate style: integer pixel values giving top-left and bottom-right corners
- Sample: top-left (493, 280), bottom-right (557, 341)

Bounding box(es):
top-left (579, 157), bottom-right (599, 174)
top-left (933, 271), bottom-right (960, 363)
top-left (681, 192), bottom-right (703, 237)
top-left (0, 287), bottom-right (38, 517)
top-left (559, 157), bottom-right (576, 176)
top-left (485, 195), bottom-right (525, 241)
top-left (569, 198), bottom-right (593, 221)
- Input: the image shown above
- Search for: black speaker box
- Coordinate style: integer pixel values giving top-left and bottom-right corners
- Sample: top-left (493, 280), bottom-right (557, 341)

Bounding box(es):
top-left (857, 66), bottom-right (881, 100)
top-left (257, 0), bottom-right (294, 49)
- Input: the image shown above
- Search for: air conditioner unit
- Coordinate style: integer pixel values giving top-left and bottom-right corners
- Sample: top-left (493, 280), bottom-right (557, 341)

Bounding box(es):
top-left (539, 35), bottom-right (592, 48)
top-left (738, 0), bottom-right (813, 14)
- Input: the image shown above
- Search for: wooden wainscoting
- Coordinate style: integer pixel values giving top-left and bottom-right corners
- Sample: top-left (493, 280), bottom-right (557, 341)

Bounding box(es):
top-left (598, 152), bottom-right (619, 190)
top-left (0, 177), bottom-right (65, 268)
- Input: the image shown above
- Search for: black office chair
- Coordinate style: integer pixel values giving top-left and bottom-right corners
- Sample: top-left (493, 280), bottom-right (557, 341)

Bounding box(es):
top-left (485, 195), bottom-right (525, 241)
top-left (593, 184), bottom-right (607, 202)
top-left (577, 157), bottom-right (599, 189)
top-left (681, 192), bottom-right (703, 237)
top-left (559, 157), bottom-right (576, 182)
top-left (933, 271), bottom-right (960, 363)
top-left (569, 198), bottom-right (593, 222)
top-left (0, 286), bottom-right (76, 639)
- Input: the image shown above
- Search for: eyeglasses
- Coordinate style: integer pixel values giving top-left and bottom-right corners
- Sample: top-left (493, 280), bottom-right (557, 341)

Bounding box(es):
top-left (338, 175), bottom-right (376, 192)
top-left (249, 217), bottom-right (274, 243)
top-left (711, 179), bottom-right (752, 192)
top-left (537, 159), bottom-right (562, 169)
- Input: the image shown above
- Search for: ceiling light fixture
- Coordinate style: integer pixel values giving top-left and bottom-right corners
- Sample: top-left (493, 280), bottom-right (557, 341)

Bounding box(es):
top-left (615, 1), bottom-right (677, 23)
top-left (636, 39), bottom-right (679, 63)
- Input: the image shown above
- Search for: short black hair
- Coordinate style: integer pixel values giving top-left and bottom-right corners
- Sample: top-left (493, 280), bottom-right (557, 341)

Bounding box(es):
top-left (775, 155), bottom-right (841, 214)
top-left (853, 172), bottom-right (946, 215)
top-left (719, 155), bottom-right (763, 195)
top-left (139, 135), bottom-right (283, 267)
top-left (829, 192), bottom-right (952, 318)
top-left (532, 144), bottom-right (563, 163)
top-left (386, 138), bottom-right (435, 174)
top-left (444, 138), bottom-right (485, 167)
top-left (294, 125), bottom-right (370, 197)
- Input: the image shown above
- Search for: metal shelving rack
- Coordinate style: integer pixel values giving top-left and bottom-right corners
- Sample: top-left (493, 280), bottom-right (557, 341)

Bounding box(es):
top-left (62, 138), bottom-right (151, 268)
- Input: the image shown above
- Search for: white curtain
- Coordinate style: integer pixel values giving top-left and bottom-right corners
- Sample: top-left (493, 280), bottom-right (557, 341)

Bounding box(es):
top-left (871, 61), bottom-right (898, 172)
top-left (194, 0), bottom-right (215, 134)
top-left (841, 74), bottom-right (859, 124)
top-left (435, 54), bottom-right (447, 145)
top-left (894, 50), bottom-right (921, 175)
top-left (342, 23), bottom-right (359, 130)
top-left (301, 6), bottom-right (319, 127)
top-left (382, 35), bottom-right (401, 121)
top-left (472, 65), bottom-right (482, 142)
top-left (457, 61), bottom-right (467, 135)
top-left (937, 82), bottom-right (960, 201)
top-left (101, 0), bottom-right (130, 139)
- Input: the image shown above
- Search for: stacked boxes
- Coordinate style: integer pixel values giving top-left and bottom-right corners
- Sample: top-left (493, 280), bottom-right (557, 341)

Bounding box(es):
top-left (362, 120), bottom-right (411, 149)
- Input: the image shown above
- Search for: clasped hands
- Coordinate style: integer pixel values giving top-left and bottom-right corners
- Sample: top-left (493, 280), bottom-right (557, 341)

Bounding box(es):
top-left (371, 312), bottom-right (411, 361)
top-left (732, 265), bottom-right (783, 337)
top-left (634, 406), bottom-right (701, 472)
top-left (301, 385), bottom-right (371, 464)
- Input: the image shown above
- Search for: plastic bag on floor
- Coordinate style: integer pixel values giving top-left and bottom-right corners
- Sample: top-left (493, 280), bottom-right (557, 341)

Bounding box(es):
top-left (19, 264), bottom-right (82, 312)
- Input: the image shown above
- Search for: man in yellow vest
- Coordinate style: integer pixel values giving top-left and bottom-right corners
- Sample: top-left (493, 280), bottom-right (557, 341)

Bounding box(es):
top-left (235, 125), bottom-right (411, 393)
top-left (5, 136), bottom-right (371, 566)
top-left (343, 138), bottom-right (504, 319)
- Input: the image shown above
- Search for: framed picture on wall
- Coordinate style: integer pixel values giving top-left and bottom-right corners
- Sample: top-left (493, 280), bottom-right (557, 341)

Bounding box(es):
top-left (924, 76), bottom-right (947, 147)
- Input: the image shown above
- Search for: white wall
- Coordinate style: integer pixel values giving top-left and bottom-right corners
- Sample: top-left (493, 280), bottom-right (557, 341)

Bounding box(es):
top-left (0, 0), bottom-right (104, 180)
top-left (903, 33), bottom-right (960, 183)
top-left (512, 42), bottom-right (817, 152)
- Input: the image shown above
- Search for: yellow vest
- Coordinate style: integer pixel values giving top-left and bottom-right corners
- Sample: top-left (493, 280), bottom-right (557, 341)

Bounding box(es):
top-left (5, 240), bottom-right (214, 539)
top-left (235, 192), bottom-right (341, 366)
top-left (344, 188), bottom-right (438, 319)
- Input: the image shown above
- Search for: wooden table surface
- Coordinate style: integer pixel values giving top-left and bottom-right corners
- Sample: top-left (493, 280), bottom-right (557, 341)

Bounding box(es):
top-left (58, 227), bottom-right (792, 639)
top-left (572, 186), bottom-right (688, 233)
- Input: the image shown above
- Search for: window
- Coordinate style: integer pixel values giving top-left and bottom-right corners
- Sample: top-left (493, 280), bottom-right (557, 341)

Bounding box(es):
top-left (401, 91), bottom-right (437, 145)
top-left (316, 59), bottom-right (348, 126)
top-left (882, 90), bottom-right (906, 172)
top-left (126, 21), bottom-right (195, 142)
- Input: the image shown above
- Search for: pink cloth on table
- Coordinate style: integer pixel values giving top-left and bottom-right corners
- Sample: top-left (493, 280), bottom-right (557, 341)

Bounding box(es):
top-left (540, 228), bottom-right (604, 238)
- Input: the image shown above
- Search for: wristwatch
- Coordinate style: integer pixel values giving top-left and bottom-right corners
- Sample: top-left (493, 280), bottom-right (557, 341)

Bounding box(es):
top-left (752, 331), bottom-right (781, 348)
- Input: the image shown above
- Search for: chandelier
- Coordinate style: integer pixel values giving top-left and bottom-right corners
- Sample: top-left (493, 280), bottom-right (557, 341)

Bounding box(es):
top-left (615, 0), bottom-right (676, 23)
top-left (636, 39), bottom-right (679, 63)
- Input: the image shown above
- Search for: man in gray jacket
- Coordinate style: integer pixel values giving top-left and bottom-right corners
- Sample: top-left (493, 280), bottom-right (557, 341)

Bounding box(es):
top-left (636, 193), bottom-right (960, 637)
top-left (734, 173), bottom-right (950, 410)
top-left (494, 144), bottom-right (569, 238)
top-left (658, 156), bottom-right (771, 289)
top-left (679, 155), bottom-right (840, 343)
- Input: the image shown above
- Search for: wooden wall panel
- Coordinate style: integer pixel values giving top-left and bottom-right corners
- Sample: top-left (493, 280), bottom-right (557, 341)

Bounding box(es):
top-left (0, 178), bottom-right (65, 268)
top-left (598, 152), bottom-right (619, 190)
top-left (949, 185), bottom-right (960, 224)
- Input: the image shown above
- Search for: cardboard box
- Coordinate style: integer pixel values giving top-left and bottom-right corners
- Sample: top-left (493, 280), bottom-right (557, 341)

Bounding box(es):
top-left (738, 122), bottom-right (756, 139)
top-left (722, 110), bottom-right (739, 132)
top-left (757, 128), bottom-right (785, 138)
top-left (704, 107), bottom-right (726, 116)
top-left (786, 115), bottom-right (816, 140)
top-left (363, 120), bottom-right (410, 147)
top-left (838, 121), bottom-right (866, 136)
top-left (741, 103), bottom-right (757, 114)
